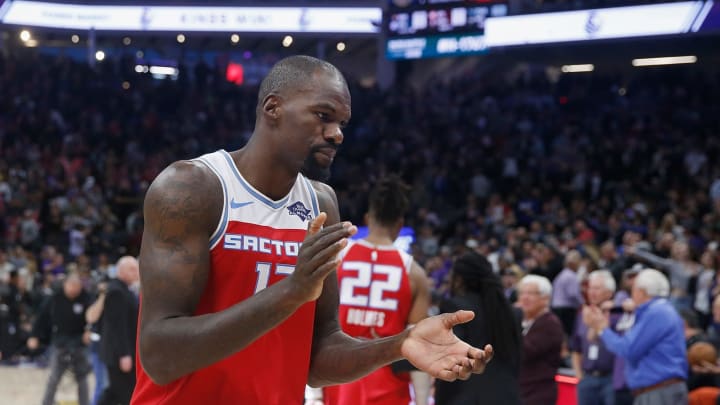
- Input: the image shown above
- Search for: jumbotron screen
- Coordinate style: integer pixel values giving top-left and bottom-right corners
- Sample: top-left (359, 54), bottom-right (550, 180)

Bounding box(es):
top-left (386, 0), bottom-right (507, 38)
top-left (385, 0), bottom-right (507, 59)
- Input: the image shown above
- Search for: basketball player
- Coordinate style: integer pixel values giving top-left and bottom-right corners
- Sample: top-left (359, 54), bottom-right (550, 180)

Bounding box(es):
top-left (321, 176), bottom-right (432, 405)
top-left (132, 55), bottom-right (492, 405)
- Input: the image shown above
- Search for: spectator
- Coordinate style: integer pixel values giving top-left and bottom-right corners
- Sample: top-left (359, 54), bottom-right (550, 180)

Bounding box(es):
top-left (85, 280), bottom-right (108, 405)
top-left (97, 256), bottom-right (139, 405)
top-left (0, 269), bottom-right (33, 362)
top-left (680, 309), bottom-right (720, 392)
top-left (28, 274), bottom-right (92, 405)
top-left (517, 274), bottom-right (564, 405)
top-left (610, 267), bottom-right (641, 405)
top-left (628, 241), bottom-right (700, 310)
top-left (571, 270), bottom-right (617, 405)
top-left (435, 252), bottom-right (522, 404)
top-left (552, 249), bottom-right (583, 336)
top-left (693, 250), bottom-right (717, 330)
top-left (584, 269), bottom-right (688, 405)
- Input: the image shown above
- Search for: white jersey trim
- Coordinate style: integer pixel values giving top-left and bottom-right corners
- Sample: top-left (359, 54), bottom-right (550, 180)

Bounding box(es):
top-left (195, 156), bottom-right (229, 250)
top-left (301, 176), bottom-right (320, 218)
top-left (219, 149), bottom-right (291, 210)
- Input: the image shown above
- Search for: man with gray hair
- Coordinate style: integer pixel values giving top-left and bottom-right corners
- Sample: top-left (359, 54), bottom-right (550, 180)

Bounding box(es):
top-left (517, 274), bottom-right (564, 405)
top-left (584, 269), bottom-right (687, 405)
top-left (571, 270), bottom-right (617, 405)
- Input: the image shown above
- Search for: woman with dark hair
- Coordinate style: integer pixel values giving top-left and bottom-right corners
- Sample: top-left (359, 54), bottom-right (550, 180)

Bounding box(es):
top-left (434, 252), bottom-right (523, 405)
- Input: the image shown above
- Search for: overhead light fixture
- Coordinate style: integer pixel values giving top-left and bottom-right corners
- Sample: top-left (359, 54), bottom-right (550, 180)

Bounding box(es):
top-left (149, 66), bottom-right (178, 76)
top-left (631, 56), bottom-right (697, 67)
top-left (560, 64), bottom-right (594, 73)
top-left (95, 50), bottom-right (106, 61)
top-left (123, 37), bottom-right (132, 46)
top-left (176, 34), bottom-right (186, 44)
top-left (282, 35), bottom-right (293, 48)
top-left (71, 34), bottom-right (80, 43)
top-left (336, 42), bottom-right (346, 52)
top-left (231, 34), bottom-right (240, 44)
top-left (19, 30), bottom-right (31, 42)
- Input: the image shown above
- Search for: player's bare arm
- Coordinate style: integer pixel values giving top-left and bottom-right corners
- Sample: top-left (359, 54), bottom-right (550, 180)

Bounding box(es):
top-left (408, 261), bottom-right (431, 324)
top-left (307, 182), bottom-right (493, 387)
top-left (138, 161), bottom-right (355, 385)
top-left (407, 261), bottom-right (433, 405)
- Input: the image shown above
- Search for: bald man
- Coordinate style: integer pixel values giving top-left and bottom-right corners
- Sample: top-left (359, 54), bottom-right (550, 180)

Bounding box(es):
top-left (29, 274), bottom-right (92, 405)
top-left (98, 256), bottom-right (139, 405)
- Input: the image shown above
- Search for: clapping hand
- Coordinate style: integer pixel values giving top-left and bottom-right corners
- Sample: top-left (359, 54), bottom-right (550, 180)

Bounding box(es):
top-left (582, 306), bottom-right (609, 333)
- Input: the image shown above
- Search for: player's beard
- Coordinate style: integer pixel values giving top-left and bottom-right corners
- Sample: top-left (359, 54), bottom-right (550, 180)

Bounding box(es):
top-left (301, 153), bottom-right (331, 182)
top-left (301, 144), bottom-right (336, 182)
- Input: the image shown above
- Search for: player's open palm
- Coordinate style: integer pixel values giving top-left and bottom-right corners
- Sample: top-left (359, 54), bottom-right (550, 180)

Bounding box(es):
top-left (401, 310), bottom-right (493, 382)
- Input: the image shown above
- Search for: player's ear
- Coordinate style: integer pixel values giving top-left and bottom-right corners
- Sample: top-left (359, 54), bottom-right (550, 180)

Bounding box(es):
top-left (262, 94), bottom-right (281, 124)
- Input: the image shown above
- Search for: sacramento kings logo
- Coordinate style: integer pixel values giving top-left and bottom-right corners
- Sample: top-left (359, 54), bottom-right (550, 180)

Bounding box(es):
top-left (287, 201), bottom-right (312, 222)
top-left (585, 11), bottom-right (601, 36)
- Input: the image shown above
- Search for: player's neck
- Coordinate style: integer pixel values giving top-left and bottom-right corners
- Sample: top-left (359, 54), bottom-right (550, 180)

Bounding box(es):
top-left (231, 144), bottom-right (297, 201)
top-left (364, 229), bottom-right (395, 246)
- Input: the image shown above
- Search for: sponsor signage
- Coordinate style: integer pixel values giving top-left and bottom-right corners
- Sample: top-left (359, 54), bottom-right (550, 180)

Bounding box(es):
top-left (0, 0), bottom-right (382, 33)
top-left (484, 1), bottom-right (705, 46)
top-left (386, 33), bottom-right (488, 59)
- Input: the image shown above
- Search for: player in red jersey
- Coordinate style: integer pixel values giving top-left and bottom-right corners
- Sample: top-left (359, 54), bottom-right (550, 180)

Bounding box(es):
top-left (322, 175), bottom-right (432, 405)
top-left (132, 55), bottom-right (492, 405)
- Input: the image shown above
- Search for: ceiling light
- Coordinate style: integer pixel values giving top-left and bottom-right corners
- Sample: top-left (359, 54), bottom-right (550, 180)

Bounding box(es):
top-left (560, 64), bottom-right (594, 73)
top-left (631, 56), bottom-right (697, 67)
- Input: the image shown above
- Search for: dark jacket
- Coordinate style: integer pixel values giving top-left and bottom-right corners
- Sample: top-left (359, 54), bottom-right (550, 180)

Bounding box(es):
top-left (435, 293), bottom-right (523, 405)
top-left (519, 311), bottom-right (564, 405)
top-left (32, 288), bottom-right (90, 348)
top-left (99, 279), bottom-right (138, 365)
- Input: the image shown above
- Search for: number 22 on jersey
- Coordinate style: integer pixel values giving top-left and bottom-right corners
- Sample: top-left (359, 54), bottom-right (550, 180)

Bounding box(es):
top-left (339, 261), bottom-right (402, 310)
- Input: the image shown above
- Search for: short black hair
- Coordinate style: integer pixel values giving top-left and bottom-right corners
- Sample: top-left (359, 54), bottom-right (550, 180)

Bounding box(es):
top-left (257, 55), bottom-right (344, 108)
top-left (368, 175), bottom-right (411, 227)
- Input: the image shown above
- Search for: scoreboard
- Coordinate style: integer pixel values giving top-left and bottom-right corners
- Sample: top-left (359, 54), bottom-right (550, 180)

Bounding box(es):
top-left (385, 0), bottom-right (508, 59)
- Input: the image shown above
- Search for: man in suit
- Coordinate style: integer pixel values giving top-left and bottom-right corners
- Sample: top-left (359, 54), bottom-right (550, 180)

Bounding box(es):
top-left (98, 256), bottom-right (139, 405)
